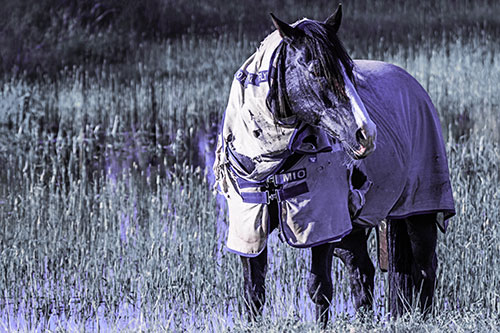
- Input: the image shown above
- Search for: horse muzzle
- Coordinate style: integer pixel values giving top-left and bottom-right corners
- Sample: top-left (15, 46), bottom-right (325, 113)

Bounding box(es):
top-left (353, 126), bottom-right (376, 159)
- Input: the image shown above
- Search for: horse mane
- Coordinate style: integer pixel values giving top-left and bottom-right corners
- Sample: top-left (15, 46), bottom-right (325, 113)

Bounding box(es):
top-left (267, 19), bottom-right (355, 124)
top-left (267, 44), bottom-right (294, 125)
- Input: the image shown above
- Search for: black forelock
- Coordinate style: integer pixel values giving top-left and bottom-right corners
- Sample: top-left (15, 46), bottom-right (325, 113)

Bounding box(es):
top-left (296, 19), bottom-right (355, 102)
top-left (266, 19), bottom-right (355, 125)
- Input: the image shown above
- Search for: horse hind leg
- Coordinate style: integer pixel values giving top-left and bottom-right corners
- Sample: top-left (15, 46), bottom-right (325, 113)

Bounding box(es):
top-left (406, 213), bottom-right (438, 316)
top-left (387, 214), bottom-right (437, 317)
top-left (333, 226), bottom-right (375, 313)
top-left (240, 247), bottom-right (268, 321)
top-left (308, 243), bottom-right (334, 328)
top-left (387, 218), bottom-right (413, 317)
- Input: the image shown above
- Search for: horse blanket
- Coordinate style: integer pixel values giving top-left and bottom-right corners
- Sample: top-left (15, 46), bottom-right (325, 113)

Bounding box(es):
top-left (351, 60), bottom-right (455, 229)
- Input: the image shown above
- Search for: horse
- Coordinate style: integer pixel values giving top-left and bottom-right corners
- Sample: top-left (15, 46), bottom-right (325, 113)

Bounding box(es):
top-left (213, 4), bottom-right (455, 327)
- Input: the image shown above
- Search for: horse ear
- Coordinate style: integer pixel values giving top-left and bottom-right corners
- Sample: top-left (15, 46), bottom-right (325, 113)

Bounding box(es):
top-left (270, 13), bottom-right (299, 44)
top-left (324, 3), bottom-right (342, 33)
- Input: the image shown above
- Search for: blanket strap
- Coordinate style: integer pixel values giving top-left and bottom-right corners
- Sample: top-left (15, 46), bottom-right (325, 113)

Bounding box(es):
top-left (239, 182), bottom-right (309, 204)
top-left (237, 168), bottom-right (309, 204)
top-left (232, 151), bottom-right (309, 204)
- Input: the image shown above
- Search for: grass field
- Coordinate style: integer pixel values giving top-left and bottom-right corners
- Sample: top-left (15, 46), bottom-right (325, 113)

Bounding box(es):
top-left (0, 1), bottom-right (499, 332)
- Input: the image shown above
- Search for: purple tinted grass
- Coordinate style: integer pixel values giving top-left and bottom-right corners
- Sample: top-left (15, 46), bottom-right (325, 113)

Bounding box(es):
top-left (198, 133), bottom-right (229, 264)
top-left (120, 212), bottom-right (129, 244)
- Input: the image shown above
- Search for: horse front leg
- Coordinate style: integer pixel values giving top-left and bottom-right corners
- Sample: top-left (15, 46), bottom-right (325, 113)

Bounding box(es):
top-left (308, 243), bottom-right (334, 328)
top-left (387, 214), bottom-right (437, 317)
top-left (333, 226), bottom-right (375, 313)
top-left (240, 247), bottom-right (268, 321)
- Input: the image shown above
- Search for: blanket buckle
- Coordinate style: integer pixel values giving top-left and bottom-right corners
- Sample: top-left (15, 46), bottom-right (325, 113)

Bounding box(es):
top-left (266, 192), bottom-right (277, 205)
top-left (265, 175), bottom-right (279, 204)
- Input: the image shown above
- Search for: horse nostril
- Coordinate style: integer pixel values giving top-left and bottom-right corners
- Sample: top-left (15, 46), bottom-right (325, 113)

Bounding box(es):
top-left (356, 128), bottom-right (367, 144)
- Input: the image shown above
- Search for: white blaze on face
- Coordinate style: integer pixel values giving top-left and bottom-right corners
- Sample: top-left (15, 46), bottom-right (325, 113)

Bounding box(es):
top-left (340, 63), bottom-right (377, 145)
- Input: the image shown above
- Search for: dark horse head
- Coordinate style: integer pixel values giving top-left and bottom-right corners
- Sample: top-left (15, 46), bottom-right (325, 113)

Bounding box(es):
top-left (268, 5), bottom-right (376, 159)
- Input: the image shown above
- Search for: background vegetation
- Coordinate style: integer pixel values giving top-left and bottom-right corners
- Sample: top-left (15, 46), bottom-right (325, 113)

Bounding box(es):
top-left (0, 0), bottom-right (499, 331)
top-left (2, 0), bottom-right (499, 77)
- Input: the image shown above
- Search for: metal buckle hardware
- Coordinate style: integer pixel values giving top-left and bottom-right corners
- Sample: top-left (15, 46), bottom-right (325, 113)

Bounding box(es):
top-left (266, 191), bottom-right (277, 204)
